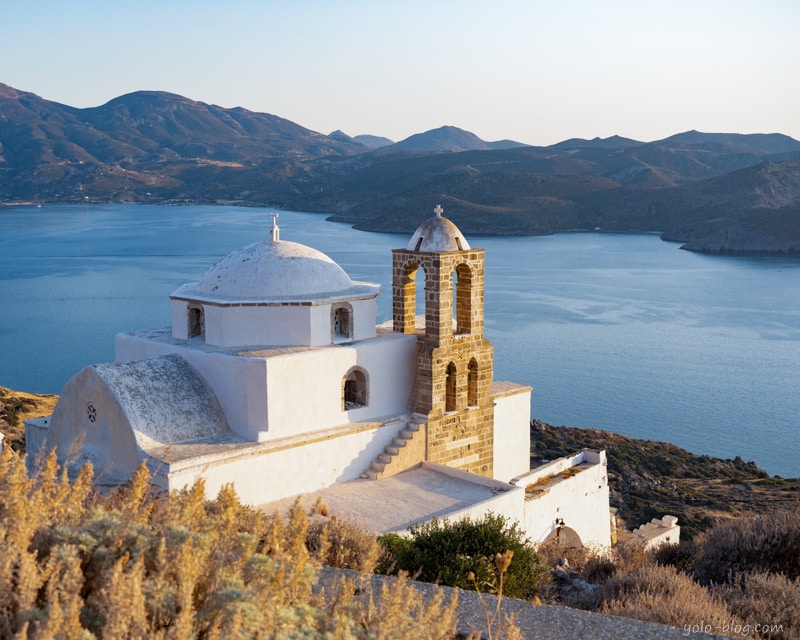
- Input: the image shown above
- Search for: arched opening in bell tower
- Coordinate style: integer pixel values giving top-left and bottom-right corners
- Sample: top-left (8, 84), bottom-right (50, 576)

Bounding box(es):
top-left (445, 362), bottom-right (458, 412)
top-left (468, 358), bottom-right (479, 406)
top-left (398, 262), bottom-right (427, 331)
top-left (452, 263), bottom-right (473, 335)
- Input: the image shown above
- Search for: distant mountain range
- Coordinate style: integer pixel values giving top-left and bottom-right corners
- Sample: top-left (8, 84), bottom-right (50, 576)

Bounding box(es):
top-left (2, 82), bottom-right (799, 253)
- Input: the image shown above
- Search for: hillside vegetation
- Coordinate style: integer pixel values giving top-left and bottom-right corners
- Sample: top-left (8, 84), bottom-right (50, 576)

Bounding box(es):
top-left (0, 448), bottom-right (461, 638)
top-left (531, 420), bottom-right (800, 540)
top-left (0, 385), bottom-right (57, 450)
top-left (2, 83), bottom-right (800, 253)
top-left (2, 388), bottom-right (799, 637)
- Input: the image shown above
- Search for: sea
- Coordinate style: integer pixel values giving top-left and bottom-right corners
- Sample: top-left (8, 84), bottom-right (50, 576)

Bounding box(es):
top-left (1, 204), bottom-right (798, 477)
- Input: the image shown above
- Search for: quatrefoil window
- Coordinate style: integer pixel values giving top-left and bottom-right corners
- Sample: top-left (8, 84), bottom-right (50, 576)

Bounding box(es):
top-left (86, 403), bottom-right (97, 423)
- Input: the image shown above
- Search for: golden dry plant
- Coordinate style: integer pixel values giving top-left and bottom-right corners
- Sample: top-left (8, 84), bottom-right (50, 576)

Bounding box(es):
top-left (0, 446), bottom-right (460, 639)
top-left (599, 562), bottom-right (740, 630)
top-left (465, 550), bottom-right (524, 640)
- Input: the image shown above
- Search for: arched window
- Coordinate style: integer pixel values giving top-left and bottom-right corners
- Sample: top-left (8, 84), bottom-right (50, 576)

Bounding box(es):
top-left (332, 303), bottom-right (353, 341)
top-left (454, 263), bottom-right (472, 335)
top-left (468, 358), bottom-right (479, 406)
top-left (342, 367), bottom-right (368, 410)
top-left (445, 362), bottom-right (458, 412)
top-left (188, 305), bottom-right (204, 339)
top-left (398, 263), bottom-right (426, 333)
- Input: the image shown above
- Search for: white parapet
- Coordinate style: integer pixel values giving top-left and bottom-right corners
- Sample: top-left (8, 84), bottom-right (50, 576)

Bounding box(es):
top-left (629, 515), bottom-right (681, 549)
top-left (511, 449), bottom-right (612, 549)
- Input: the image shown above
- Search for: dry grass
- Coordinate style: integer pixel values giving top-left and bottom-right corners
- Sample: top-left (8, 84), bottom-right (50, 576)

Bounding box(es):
top-left (306, 516), bottom-right (381, 573)
top-left (714, 573), bottom-right (800, 640)
top-left (539, 517), bottom-right (800, 639)
top-left (692, 508), bottom-right (800, 584)
top-left (600, 562), bottom-right (738, 630)
top-left (0, 447), bottom-right (461, 638)
top-left (0, 385), bottom-right (58, 449)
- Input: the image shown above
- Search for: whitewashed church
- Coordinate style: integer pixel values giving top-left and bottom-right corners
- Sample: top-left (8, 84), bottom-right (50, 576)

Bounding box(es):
top-left (26, 207), bottom-right (668, 550)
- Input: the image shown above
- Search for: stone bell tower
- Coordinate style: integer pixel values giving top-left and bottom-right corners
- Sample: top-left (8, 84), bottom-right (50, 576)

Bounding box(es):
top-left (392, 205), bottom-right (495, 477)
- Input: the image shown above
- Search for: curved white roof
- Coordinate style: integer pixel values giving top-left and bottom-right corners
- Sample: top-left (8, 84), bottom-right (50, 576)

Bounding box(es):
top-left (194, 239), bottom-right (355, 299)
top-left (407, 205), bottom-right (471, 253)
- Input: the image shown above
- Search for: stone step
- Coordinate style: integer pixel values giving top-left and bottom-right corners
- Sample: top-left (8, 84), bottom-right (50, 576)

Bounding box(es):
top-left (370, 460), bottom-right (387, 473)
top-left (362, 419), bottom-right (425, 480)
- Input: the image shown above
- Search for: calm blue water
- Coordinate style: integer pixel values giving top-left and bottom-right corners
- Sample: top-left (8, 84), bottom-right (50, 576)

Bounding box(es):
top-left (1, 204), bottom-right (798, 477)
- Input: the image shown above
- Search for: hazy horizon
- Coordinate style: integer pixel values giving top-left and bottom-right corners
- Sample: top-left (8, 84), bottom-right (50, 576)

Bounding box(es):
top-left (4, 1), bottom-right (799, 147)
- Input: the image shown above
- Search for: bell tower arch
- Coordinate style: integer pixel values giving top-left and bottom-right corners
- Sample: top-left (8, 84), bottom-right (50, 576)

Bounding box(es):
top-left (392, 205), bottom-right (495, 477)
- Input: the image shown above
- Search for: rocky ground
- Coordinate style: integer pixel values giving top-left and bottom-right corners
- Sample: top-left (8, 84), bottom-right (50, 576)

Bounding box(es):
top-left (0, 386), bottom-right (57, 450)
top-left (531, 419), bottom-right (800, 539)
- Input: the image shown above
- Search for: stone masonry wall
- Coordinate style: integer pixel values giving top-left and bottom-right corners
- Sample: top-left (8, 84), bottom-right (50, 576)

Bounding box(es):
top-left (392, 248), bottom-right (495, 478)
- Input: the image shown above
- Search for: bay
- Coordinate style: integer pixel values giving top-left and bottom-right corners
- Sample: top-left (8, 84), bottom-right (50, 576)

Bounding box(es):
top-left (1, 204), bottom-right (798, 477)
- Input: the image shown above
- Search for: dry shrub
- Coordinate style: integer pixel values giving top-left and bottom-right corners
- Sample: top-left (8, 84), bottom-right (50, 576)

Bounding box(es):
top-left (0, 447), bottom-right (463, 638)
top-left (715, 573), bottom-right (800, 640)
top-left (306, 516), bottom-right (381, 572)
top-left (693, 509), bottom-right (800, 585)
top-left (334, 570), bottom-right (460, 640)
top-left (601, 562), bottom-right (739, 629)
top-left (651, 537), bottom-right (697, 574)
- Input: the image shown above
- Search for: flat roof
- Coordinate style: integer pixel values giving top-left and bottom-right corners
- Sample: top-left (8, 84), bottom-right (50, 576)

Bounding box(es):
top-left (259, 463), bottom-right (516, 534)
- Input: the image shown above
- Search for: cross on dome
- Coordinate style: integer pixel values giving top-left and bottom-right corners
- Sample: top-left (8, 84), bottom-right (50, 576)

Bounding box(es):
top-left (434, 204), bottom-right (444, 217)
top-left (270, 213), bottom-right (280, 242)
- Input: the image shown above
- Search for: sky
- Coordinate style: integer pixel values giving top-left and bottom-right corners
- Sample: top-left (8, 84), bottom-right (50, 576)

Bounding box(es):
top-left (3, 0), bottom-right (799, 146)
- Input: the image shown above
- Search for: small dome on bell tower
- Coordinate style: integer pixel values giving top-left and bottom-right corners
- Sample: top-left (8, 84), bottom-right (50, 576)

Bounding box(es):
top-left (407, 204), bottom-right (471, 252)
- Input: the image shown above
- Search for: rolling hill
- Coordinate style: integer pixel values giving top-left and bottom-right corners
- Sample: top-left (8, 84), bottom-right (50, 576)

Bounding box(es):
top-left (2, 82), bottom-right (800, 253)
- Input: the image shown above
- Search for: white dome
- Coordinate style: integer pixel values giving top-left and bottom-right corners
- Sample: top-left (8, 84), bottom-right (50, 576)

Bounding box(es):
top-left (407, 208), bottom-right (471, 252)
top-left (195, 239), bottom-right (354, 299)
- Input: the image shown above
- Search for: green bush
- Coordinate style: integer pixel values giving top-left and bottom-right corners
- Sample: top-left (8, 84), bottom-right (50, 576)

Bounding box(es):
top-left (377, 513), bottom-right (548, 599)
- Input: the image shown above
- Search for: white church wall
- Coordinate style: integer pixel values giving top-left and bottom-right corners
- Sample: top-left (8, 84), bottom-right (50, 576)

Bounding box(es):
top-left (40, 366), bottom-right (143, 483)
top-left (24, 417), bottom-right (49, 459)
top-left (160, 421), bottom-right (404, 504)
top-left (492, 389), bottom-right (532, 482)
top-left (171, 299), bottom-right (189, 340)
top-left (352, 298), bottom-right (378, 341)
top-left (116, 330), bottom-right (417, 443)
top-left (309, 304), bottom-right (334, 346)
top-left (512, 450), bottom-right (612, 548)
top-left (207, 305), bottom-right (314, 348)
top-left (263, 334), bottom-right (417, 438)
top-left (115, 334), bottom-right (269, 442)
